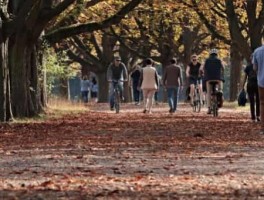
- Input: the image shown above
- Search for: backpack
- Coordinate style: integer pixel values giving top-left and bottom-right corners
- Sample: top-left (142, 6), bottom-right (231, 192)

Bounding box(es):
top-left (237, 89), bottom-right (247, 106)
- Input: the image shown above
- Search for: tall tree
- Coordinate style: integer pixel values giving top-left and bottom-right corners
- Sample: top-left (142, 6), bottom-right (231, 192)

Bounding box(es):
top-left (0, 0), bottom-right (143, 121)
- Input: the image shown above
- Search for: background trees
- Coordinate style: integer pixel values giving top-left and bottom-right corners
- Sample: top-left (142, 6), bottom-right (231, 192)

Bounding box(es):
top-left (0, 0), bottom-right (142, 121)
top-left (1, 0), bottom-right (263, 121)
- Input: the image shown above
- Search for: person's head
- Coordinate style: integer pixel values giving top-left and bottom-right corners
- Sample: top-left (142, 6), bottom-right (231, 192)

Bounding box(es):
top-left (92, 77), bottom-right (97, 84)
top-left (145, 58), bottom-right (153, 66)
top-left (191, 54), bottom-right (198, 63)
top-left (83, 75), bottom-right (88, 80)
top-left (114, 56), bottom-right (121, 66)
top-left (210, 48), bottom-right (218, 56)
top-left (170, 57), bottom-right (177, 64)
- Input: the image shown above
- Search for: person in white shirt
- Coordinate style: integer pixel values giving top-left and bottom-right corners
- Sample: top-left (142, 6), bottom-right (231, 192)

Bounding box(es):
top-left (138, 58), bottom-right (159, 114)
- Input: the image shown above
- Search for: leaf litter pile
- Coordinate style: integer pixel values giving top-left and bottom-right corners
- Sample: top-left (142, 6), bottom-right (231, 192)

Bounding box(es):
top-left (0, 103), bottom-right (263, 199)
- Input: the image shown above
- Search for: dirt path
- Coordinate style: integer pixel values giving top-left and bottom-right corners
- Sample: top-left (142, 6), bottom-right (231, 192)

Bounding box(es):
top-left (0, 103), bottom-right (263, 199)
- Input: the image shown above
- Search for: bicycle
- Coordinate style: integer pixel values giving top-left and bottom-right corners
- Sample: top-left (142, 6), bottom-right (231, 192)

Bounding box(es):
top-left (209, 81), bottom-right (222, 117)
top-left (192, 79), bottom-right (202, 112)
top-left (111, 80), bottom-right (123, 113)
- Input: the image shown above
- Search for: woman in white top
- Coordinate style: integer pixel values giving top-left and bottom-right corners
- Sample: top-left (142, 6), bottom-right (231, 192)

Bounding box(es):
top-left (138, 58), bottom-right (159, 113)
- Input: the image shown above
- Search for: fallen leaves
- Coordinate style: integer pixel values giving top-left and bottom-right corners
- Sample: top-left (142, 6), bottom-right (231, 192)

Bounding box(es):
top-left (0, 104), bottom-right (263, 198)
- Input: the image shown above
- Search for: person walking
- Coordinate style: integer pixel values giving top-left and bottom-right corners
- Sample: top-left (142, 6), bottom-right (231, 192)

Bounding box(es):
top-left (253, 38), bottom-right (264, 134)
top-left (163, 58), bottom-right (183, 113)
top-left (91, 77), bottom-right (98, 102)
top-left (107, 56), bottom-right (128, 111)
top-left (138, 58), bottom-right (159, 114)
top-left (80, 75), bottom-right (90, 104)
top-left (130, 65), bottom-right (141, 105)
top-left (242, 55), bottom-right (260, 122)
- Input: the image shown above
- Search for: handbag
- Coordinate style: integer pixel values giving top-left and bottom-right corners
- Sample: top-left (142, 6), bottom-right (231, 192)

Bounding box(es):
top-left (237, 89), bottom-right (247, 106)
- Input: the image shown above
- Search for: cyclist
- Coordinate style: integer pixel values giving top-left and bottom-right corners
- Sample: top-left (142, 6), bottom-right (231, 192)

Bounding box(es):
top-left (186, 54), bottom-right (203, 106)
top-left (107, 56), bottom-right (128, 111)
top-left (202, 49), bottom-right (225, 114)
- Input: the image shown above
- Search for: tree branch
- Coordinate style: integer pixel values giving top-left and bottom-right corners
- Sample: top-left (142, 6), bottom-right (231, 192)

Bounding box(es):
top-left (45, 0), bottom-right (143, 44)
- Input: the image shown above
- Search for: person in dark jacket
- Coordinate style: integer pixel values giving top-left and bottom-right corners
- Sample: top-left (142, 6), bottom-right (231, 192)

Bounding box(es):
top-left (186, 54), bottom-right (203, 106)
top-left (107, 56), bottom-right (128, 110)
top-left (202, 49), bottom-right (224, 114)
top-left (163, 58), bottom-right (183, 113)
top-left (130, 65), bottom-right (141, 105)
top-left (242, 55), bottom-right (260, 122)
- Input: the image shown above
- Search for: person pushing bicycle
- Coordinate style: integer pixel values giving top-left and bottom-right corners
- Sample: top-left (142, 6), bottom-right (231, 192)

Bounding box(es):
top-left (201, 49), bottom-right (225, 114)
top-left (107, 56), bottom-right (128, 111)
top-left (186, 54), bottom-right (203, 106)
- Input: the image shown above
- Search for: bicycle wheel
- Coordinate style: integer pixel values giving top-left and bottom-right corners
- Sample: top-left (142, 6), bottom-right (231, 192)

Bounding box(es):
top-left (114, 90), bottom-right (120, 113)
top-left (193, 89), bottom-right (201, 112)
top-left (193, 99), bottom-right (196, 112)
top-left (196, 90), bottom-right (201, 112)
top-left (196, 100), bottom-right (201, 112)
top-left (212, 97), bottom-right (218, 117)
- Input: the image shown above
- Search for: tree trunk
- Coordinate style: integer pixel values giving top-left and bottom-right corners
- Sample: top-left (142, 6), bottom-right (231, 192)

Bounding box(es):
top-left (229, 43), bottom-right (242, 101)
top-left (97, 72), bottom-right (108, 103)
top-left (0, 38), bottom-right (9, 121)
top-left (9, 34), bottom-right (42, 117)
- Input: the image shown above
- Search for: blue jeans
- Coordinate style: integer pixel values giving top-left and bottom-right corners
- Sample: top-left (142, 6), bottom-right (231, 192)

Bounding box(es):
top-left (81, 91), bottom-right (89, 103)
top-left (167, 87), bottom-right (179, 111)
top-left (110, 81), bottom-right (123, 108)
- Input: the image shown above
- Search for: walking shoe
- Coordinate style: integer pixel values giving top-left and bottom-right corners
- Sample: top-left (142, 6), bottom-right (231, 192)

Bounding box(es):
top-left (207, 108), bottom-right (211, 114)
top-left (169, 108), bottom-right (173, 113)
top-left (110, 107), bottom-right (114, 111)
top-left (143, 109), bottom-right (147, 113)
top-left (257, 117), bottom-right (260, 122)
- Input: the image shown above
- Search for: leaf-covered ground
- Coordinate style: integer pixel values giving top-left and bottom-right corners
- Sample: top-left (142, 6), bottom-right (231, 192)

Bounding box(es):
top-left (0, 103), bottom-right (263, 199)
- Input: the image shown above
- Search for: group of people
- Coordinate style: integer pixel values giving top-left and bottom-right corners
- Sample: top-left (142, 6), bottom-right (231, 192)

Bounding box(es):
top-left (186, 49), bottom-right (224, 114)
top-left (106, 49), bottom-right (223, 115)
top-left (80, 76), bottom-right (98, 104)
top-left (106, 40), bottom-right (264, 134)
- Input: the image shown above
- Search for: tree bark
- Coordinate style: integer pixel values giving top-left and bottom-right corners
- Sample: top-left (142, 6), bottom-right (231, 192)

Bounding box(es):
top-left (0, 38), bottom-right (9, 121)
top-left (229, 43), bottom-right (242, 101)
top-left (9, 35), bottom-right (29, 117)
top-left (97, 72), bottom-right (108, 103)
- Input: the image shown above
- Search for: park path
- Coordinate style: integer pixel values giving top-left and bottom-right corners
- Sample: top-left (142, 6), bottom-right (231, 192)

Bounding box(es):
top-left (0, 103), bottom-right (263, 199)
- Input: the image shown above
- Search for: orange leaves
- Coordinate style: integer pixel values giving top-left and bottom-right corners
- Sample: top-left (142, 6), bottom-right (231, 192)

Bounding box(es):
top-left (0, 104), bottom-right (264, 198)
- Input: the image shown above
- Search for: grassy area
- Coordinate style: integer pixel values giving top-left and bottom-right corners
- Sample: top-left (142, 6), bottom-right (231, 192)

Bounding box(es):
top-left (13, 98), bottom-right (88, 123)
top-left (223, 100), bottom-right (250, 111)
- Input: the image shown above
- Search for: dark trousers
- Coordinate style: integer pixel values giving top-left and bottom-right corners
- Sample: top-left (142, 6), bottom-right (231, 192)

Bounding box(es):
top-left (247, 85), bottom-right (260, 120)
top-left (132, 83), bottom-right (140, 102)
top-left (82, 91), bottom-right (89, 103)
top-left (154, 91), bottom-right (158, 101)
top-left (258, 86), bottom-right (264, 130)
